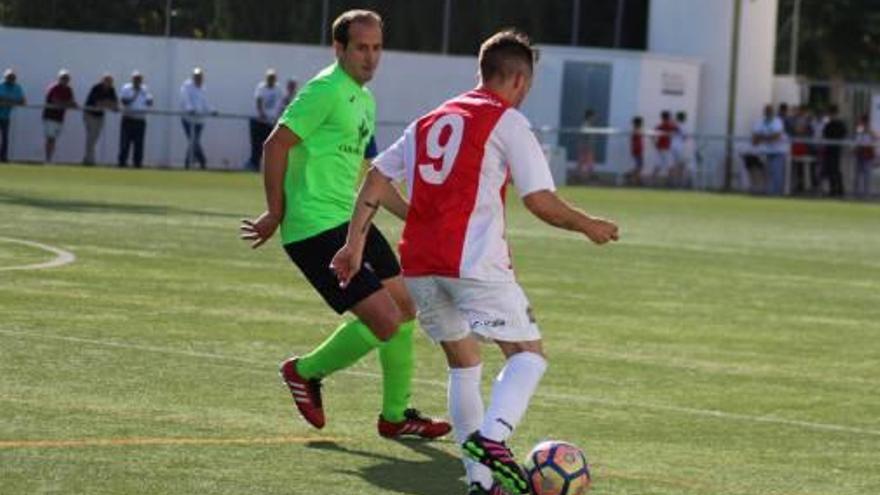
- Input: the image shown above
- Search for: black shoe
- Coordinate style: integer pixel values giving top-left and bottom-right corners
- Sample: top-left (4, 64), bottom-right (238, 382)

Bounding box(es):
top-left (467, 481), bottom-right (506, 495)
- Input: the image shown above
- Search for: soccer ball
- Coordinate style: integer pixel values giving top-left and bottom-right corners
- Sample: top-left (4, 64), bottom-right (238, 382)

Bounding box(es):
top-left (523, 440), bottom-right (592, 495)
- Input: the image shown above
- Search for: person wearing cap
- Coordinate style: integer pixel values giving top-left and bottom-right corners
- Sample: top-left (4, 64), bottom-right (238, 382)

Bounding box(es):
top-left (0, 68), bottom-right (26, 162)
top-left (179, 67), bottom-right (215, 169)
top-left (82, 73), bottom-right (119, 165)
top-left (118, 70), bottom-right (153, 168)
top-left (247, 69), bottom-right (286, 170)
top-left (42, 69), bottom-right (78, 163)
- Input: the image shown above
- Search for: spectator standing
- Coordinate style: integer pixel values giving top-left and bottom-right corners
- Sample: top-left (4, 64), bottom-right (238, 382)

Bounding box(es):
top-left (118, 71), bottom-right (153, 168)
top-left (653, 110), bottom-right (677, 184)
top-left (42, 69), bottom-right (78, 163)
top-left (778, 103), bottom-right (795, 137)
top-left (0, 68), bottom-right (26, 163)
top-left (670, 111), bottom-right (691, 187)
top-left (625, 116), bottom-right (644, 185)
top-left (853, 114), bottom-right (875, 198)
top-left (822, 105), bottom-right (847, 198)
top-left (810, 108), bottom-right (829, 193)
top-left (247, 69), bottom-right (285, 170)
top-left (82, 73), bottom-right (119, 165)
top-left (282, 77), bottom-right (299, 107)
top-left (752, 104), bottom-right (788, 196)
top-left (574, 109), bottom-right (597, 182)
top-left (179, 67), bottom-right (215, 169)
top-left (789, 106), bottom-right (813, 194)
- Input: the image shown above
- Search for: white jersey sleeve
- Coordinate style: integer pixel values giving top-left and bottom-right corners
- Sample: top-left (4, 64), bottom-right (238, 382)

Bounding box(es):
top-left (373, 124), bottom-right (414, 183)
top-left (494, 108), bottom-right (556, 197)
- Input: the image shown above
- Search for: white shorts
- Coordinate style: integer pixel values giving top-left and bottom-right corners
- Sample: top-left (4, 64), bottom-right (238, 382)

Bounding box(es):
top-left (43, 120), bottom-right (63, 139)
top-left (654, 149), bottom-right (672, 173)
top-left (404, 276), bottom-right (541, 343)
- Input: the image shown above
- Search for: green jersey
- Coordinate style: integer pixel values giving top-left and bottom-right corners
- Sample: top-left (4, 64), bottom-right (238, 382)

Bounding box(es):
top-left (278, 63), bottom-right (376, 244)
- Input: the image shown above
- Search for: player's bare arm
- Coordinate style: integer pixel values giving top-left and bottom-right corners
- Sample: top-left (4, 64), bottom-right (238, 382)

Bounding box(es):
top-left (378, 178), bottom-right (408, 221)
top-left (522, 190), bottom-right (619, 245)
top-left (240, 125), bottom-right (300, 248)
top-left (360, 159), bottom-right (409, 220)
top-left (330, 167), bottom-right (390, 286)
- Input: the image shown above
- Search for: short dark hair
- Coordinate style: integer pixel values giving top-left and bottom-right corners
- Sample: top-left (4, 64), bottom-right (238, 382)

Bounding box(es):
top-left (676, 111), bottom-right (686, 122)
top-left (660, 110), bottom-right (671, 120)
top-left (478, 30), bottom-right (538, 82)
top-left (632, 116), bottom-right (643, 127)
top-left (332, 9), bottom-right (383, 48)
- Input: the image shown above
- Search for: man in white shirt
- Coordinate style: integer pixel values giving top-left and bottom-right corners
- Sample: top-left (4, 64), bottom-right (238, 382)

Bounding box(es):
top-left (247, 69), bottom-right (288, 171)
top-left (179, 67), bottom-right (215, 169)
top-left (118, 70), bottom-right (154, 168)
top-left (752, 104), bottom-right (789, 195)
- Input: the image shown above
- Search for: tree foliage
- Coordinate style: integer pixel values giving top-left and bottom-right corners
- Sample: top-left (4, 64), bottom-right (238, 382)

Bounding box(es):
top-left (0, 0), bottom-right (647, 53)
top-left (776, 0), bottom-right (880, 80)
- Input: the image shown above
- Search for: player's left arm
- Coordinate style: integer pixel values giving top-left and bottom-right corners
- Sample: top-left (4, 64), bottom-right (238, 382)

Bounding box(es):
top-left (502, 109), bottom-right (619, 245)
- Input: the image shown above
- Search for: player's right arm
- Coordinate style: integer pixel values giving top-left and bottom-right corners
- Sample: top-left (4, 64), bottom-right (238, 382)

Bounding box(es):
top-left (240, 125), bottom-right (300, 249)
top-left (241, 77), bottom-right (334, 249)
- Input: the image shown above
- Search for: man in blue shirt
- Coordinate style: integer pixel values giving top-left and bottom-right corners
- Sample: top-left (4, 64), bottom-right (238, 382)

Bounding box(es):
top-left (0, 68), bottom-right (26, 162)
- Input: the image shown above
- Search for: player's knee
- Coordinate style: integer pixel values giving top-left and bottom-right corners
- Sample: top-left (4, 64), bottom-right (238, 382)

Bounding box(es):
top-left (370, 309), bottom-right (403, 342)
top-left (398, 297), bottom-right (418, 321)
top-left (498, 340), bottom-right (545, 359)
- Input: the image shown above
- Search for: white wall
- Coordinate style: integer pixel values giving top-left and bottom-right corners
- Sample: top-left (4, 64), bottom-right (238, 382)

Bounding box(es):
top-left (649, 0), bottom-right (778, 187)
top-left (649, 0), bottom-right (779, 137)
top-left (0, 27), bottom-right (478, 167)
top-left (523, 45), bottom-right (700, 178)
top-left (773, 75), bottom-right (803, 106)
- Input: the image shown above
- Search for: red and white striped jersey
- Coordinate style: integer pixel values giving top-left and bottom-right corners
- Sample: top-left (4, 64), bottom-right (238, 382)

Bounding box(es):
top-left (374, 88), bottom-right (555, 281)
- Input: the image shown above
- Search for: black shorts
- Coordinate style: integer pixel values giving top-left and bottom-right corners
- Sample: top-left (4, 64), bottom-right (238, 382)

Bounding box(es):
top-left (284, 222), bottom-right (401, 314)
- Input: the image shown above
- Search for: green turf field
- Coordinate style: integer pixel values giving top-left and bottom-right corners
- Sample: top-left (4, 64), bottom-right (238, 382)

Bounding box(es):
top-left (1, 164), bottom-right (878, 495)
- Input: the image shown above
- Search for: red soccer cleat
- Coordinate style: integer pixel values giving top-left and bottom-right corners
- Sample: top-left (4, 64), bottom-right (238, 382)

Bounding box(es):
top-left (377, 408), bottom-right (452, 439)
top-left (279, 357), bottom-right (325, 429)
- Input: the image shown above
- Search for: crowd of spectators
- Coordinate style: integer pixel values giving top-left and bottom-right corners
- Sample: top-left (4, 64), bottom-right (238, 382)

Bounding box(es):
top-left (0, 66), bottom-right (298, 170)
top-left (743, 102), bottom-right (876, 198)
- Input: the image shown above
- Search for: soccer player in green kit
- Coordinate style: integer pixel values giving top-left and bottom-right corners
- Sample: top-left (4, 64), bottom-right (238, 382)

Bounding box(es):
top-left (240, 9), bottom-right (450, 439)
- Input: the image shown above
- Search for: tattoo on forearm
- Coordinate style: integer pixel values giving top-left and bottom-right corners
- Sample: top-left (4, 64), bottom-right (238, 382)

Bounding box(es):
top-left (359, 200), bottom-right (380, 234)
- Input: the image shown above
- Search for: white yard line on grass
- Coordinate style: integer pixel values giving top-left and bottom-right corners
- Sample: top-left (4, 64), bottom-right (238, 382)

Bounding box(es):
top-left (1, 327), bottom-right (878, 438)
top-left (0, 237), bottom-right (76, 272)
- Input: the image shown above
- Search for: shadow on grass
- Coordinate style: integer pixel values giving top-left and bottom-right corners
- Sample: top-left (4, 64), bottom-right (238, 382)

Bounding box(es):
top-left (307, 439), bottom-right (464, 495)
top-left (0, 190), bottom-right (243, 218)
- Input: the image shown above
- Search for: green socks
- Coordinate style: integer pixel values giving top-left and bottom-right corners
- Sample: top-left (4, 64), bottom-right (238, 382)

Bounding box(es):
top-left (296, 319), bottom-right (381, 380)
top-left (294, 318), bottom-right (417, 423)
top-left (378, 319), bottom-right (416, 423)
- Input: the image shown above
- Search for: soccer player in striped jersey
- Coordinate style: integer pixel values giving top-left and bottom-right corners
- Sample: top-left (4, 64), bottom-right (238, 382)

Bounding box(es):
top-left (331, 30), bottom-right (619, 495)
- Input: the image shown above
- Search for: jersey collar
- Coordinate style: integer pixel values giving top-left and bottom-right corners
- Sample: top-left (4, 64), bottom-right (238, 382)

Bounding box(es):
top-left (332, 62), bottom-right (364, 92)
top-left (473, 87), bottom-right (511, 108)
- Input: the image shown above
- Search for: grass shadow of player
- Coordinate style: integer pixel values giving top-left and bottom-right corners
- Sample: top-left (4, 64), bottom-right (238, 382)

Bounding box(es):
top-left (0, 190), bottom-right (243, 218)
top-left (307, 439), bottom-right (463, 495)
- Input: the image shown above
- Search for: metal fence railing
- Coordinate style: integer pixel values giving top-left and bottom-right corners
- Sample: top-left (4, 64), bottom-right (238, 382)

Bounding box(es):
top-left (2, 103), bottom-right (878, 199)
top-left (537, 126), bottom-right (879, 199)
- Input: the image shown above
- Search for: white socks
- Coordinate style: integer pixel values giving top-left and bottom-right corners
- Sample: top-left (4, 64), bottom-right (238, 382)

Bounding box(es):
top-left (448, 352), bottom-right (548, 489)
top-left (448, 365), bottom-right (492, 489)
top-left (480, 351), bottom-right (547, 443)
